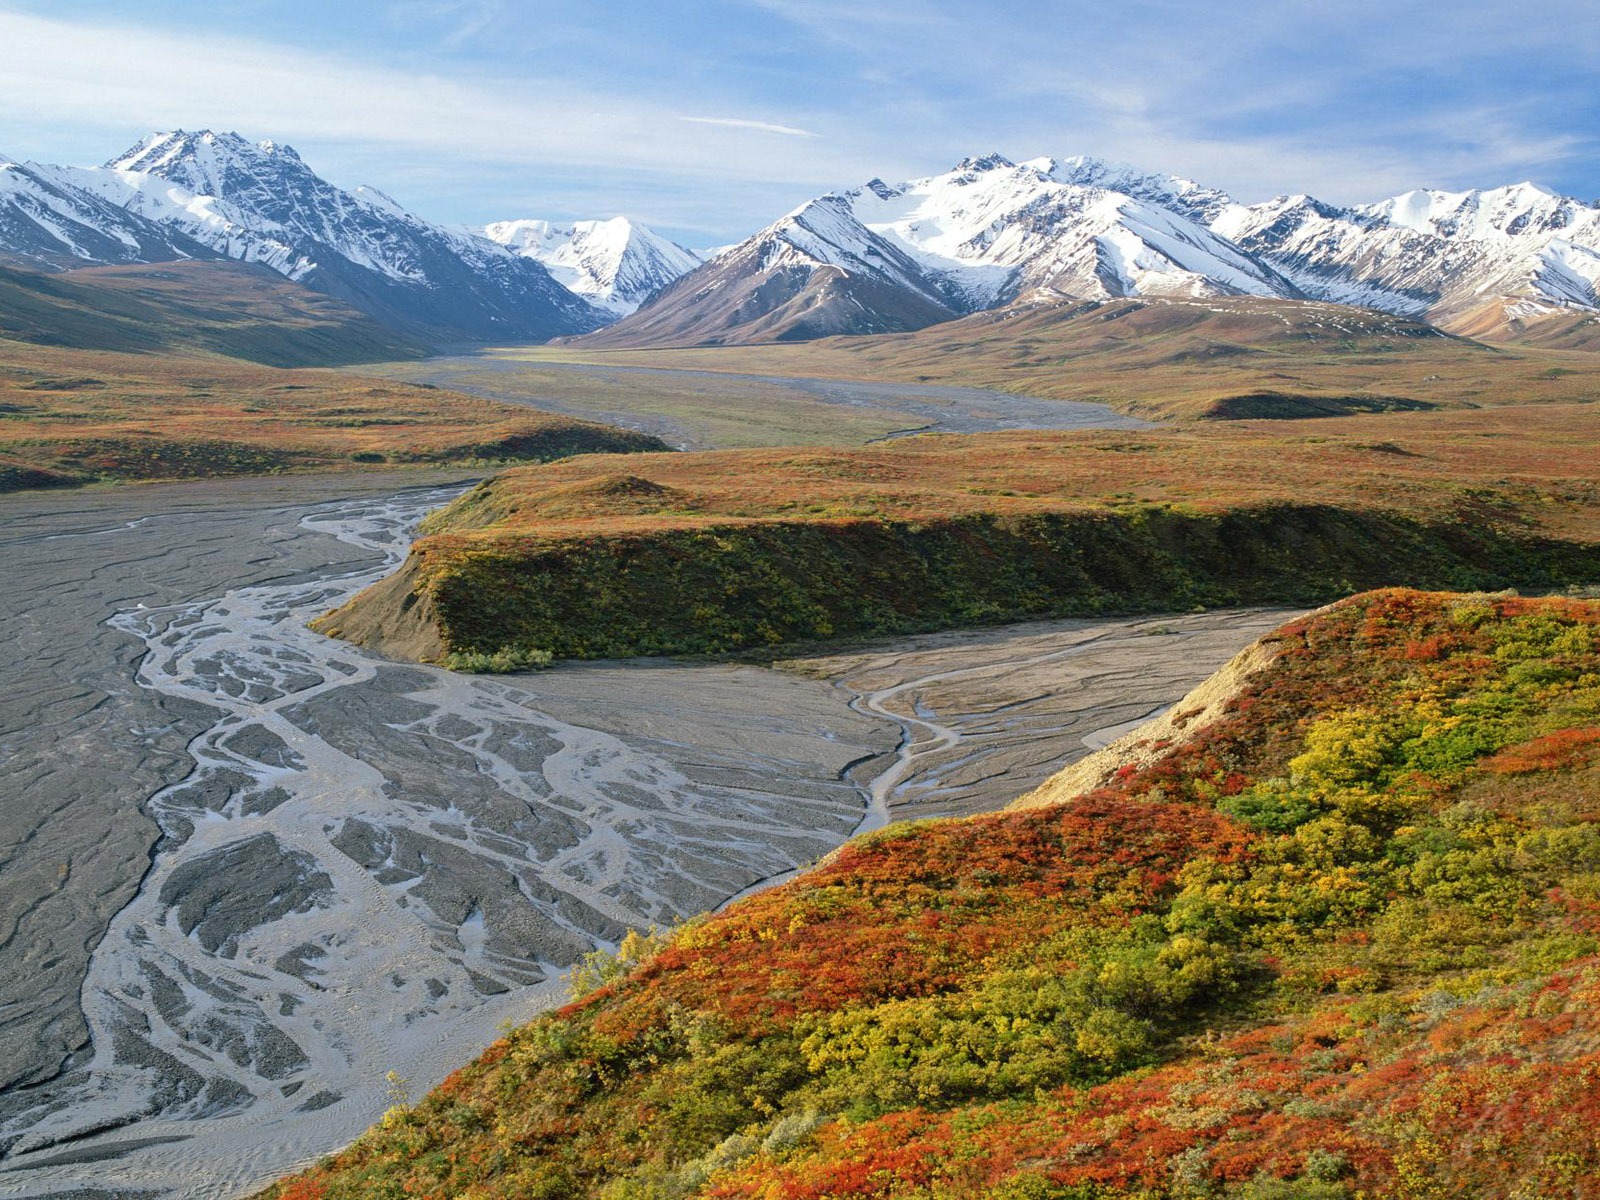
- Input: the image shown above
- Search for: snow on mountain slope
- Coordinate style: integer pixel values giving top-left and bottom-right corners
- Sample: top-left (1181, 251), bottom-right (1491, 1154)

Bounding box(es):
top-left (1361, 182), bottom-right (1596, 242)
top-left (1217, 182), bottom-right (1600, 324)
top-left (9, 130), bottom-right (1600, 348)
top-left (17, 131), bottom-right (607, 341)
top-left (39, 157), bottom-right (314, 280)
top-left (1038, 154), bottom-right (1237, 225)
top-left (590, 150), bottom-right (1600, 349)
top-left (482, 217), bottom-right (701, 315)
top-left (0, 156), bottom-right (214, 270)
top-left (829, 153), bottom-right (1293, 306)
top-left (585, 154), bottom-right (1299, 347)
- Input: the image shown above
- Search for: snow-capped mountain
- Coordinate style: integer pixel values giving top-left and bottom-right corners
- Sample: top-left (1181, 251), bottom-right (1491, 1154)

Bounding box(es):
top-left (582, 153), bottom-right (1300, 347)
top-left (482, 217), bottom-right (701, 315)
top-left (1042, 155), bottom-right (1237, 226)
top-left (1215, 182), bottom-right (1600, 325)
top-left (8, 131), bottom-right (607, 341)
top-left (587, 152), bottom-right (1600, 348)
top-left (7, 132), bottom-right (1600, 350)
top-left (0, 153), bottom-right (215, 270)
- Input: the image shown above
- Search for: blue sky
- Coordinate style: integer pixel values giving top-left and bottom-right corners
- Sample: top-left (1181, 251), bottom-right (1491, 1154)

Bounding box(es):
top-left (2, 1), bottom-right (1597, 245)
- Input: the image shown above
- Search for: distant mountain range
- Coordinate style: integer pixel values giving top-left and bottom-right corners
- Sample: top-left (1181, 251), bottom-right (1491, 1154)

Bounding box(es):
top-left (582, 153), bottom-right (1600, 347)
top-left (3, 134), bottom-right (1599, 351)
top-left (0, 131), bottom-right (698, 343)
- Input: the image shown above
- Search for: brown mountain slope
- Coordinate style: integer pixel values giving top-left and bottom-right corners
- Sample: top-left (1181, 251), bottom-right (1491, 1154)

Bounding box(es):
top-left (1444, 296), bottom-right (1600, 351)
top-left (0, 260), bottom-right (426, 367)
top-left (568, 258), bottom-right (958, 349)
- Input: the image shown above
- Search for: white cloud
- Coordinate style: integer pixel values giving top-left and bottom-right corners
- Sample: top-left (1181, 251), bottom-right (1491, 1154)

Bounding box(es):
top-left (682, 117), bottom-right (816, 138)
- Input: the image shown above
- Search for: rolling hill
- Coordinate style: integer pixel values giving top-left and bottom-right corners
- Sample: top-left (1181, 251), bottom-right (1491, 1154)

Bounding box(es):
top-left (0, 335), bottom-right (669, 491)
top-left (527, 292), bottom-right (1600, 421)
top-left (0, 259), bottom-right (424, 366)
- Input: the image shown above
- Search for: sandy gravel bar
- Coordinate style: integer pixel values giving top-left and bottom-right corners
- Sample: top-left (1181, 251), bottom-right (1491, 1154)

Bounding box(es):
top-left (0, 472), bottom-right (483, 1097)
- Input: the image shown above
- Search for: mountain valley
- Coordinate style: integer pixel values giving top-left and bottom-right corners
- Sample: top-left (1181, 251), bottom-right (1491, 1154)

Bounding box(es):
top-left (5, 124), bottom-right (1600, 1200)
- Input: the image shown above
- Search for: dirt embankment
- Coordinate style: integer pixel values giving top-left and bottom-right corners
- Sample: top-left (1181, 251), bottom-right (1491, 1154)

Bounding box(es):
top-left (318, 503), bottom-right (1600, 665)
top-left (312, 554), bottom-right (444, 662)
top-left (1009, 631), bottom-right (1291, 811)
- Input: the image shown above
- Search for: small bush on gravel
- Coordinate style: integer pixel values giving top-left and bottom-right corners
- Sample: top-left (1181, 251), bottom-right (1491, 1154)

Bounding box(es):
top-left (440, 646), bottom-right (552, 673)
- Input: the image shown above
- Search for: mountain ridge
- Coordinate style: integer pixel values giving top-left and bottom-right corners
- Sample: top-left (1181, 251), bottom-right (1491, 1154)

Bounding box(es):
top-left (582, 153), bottom-right (1600, 348)
top-left (481, 217), bottom-right (702, 316)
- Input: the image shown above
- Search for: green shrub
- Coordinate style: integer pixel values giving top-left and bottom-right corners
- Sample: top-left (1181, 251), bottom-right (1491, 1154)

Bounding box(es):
top-left (440, 645), bottom-right (553, 673)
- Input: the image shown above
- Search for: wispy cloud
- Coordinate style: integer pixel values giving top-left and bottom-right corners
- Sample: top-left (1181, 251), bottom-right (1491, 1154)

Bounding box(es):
top-left (0, 9), bottom-right (861, 188)
top-left (743, 0), bottom-right (1600, 204)
top-left (384, 0), bottom-right (505, 50)
top-left (682, 117), bottom-right (816, 138)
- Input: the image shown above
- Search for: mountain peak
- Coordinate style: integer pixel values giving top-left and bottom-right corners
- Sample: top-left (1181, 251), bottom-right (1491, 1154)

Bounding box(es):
top-left (1049, 153), bottom-right (1146, 182)
top-left (955, 152), bottom-right (1015, 173)
top-left (105, 130), bottom-right (308, 187)
top-left (482, 215), bottom-right (701, 316)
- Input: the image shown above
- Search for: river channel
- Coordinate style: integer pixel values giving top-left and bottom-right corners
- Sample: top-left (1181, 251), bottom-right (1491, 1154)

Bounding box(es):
top-left (0, 472), bottom-right (1291, 1198)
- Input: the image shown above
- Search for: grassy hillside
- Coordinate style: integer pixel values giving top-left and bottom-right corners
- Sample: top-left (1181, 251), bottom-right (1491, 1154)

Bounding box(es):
top-left (315, 408), bottom-right (1600, 662)
top-left (262, 588), bottom-right (1600, 1198)
top-left (513, 295), bottom-right (1600, 420)
top-left (0, 337), bottom-right (668, 490)
top-left (0, 260), bottom-right (426, 367)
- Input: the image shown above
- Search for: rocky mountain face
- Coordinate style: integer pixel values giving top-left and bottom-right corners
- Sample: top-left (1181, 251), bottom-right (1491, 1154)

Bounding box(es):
top-left (2, 132), bottom-right (606, 342)
top-left (481, 217), bottom-right (701, 315)
top-left (1215, 182), bottom-right (1600, 327)
top-left (586, 154), bottom-right (1600, 348)
top-left (0, 152), bottom-right (216, 270)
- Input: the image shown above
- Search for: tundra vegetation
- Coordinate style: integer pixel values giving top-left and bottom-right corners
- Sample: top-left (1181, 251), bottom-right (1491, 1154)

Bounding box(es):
top-left (317, 408), bottom-right (1600, 665)
top-left (260, 589), bottom-right (1600, 1198)
top-left (0, 338), bottom-right (667, 490)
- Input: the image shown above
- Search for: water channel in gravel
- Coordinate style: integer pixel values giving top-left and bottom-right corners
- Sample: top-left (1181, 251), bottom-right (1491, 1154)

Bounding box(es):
top-left (0, 479), bottom-right (1293, 1199)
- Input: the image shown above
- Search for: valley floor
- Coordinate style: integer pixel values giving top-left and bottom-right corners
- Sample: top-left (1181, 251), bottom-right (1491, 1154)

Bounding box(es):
top-left (351, 354), bottom-right (1151, 450)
